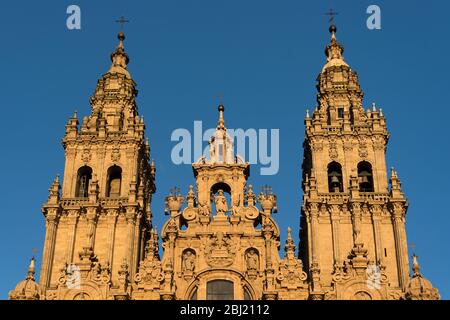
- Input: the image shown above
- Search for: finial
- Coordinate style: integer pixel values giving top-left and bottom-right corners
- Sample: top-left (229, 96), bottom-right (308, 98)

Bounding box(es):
top-left (322, 10), bottom-right (348, 71)
top-left (217, 103), bottom-right (225, 130)
top-left (391, 166), bottom-right (397, 178)
top-left (329, 24), bottom-right (337, 35)
top-left (329, 24), bottom-right (337, 41)
top-left (26, 256), bottom-right (36, 280)
top-left (372, 102), bottom-right (376, 111)
top-left (306, 109), bottom-right (310, 118)
top-left (73, 110), bottom-right (78, 119)
top-left (287, 227), bottom-right (292, 240)
top-left (118, 31), bottom-right (125, 42)
top-left (109, 25), bottom-right (130, 77)
top-left (412, 253), bottom-right (421, 276)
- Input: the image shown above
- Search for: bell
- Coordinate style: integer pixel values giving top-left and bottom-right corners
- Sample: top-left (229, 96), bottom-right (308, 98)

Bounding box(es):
top-left (331, 175), bottom-right (340, 184)
top-left (359, 175), bottom-right (369, 184)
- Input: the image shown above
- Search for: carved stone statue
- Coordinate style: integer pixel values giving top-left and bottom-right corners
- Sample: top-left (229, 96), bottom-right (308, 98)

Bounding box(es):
top-left (182, 250), bottom-right (195, 272)
top-left (231, 195), bottom-right (240, 217)
top-left (209, 137), bottom-right (216, 160)
top-left (245, 249), bottom-right (259, 271)
top-left (353, 215), bottom-right (362, 244)
top-left (198, 201), bottom-right (210, 217)
top-left (214, 189), bottom-right (228, 216)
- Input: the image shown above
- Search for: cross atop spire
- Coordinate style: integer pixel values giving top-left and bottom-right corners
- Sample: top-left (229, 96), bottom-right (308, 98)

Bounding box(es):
top-left (115, 16), bottom-right (130, 31)
top-left (324, 8), bottom-right (338, 25)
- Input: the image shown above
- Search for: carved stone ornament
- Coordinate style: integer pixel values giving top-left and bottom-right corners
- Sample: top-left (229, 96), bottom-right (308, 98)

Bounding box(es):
top-left (329, 142), bottom-right (338, 159)
top-left (81, 148), bottom-right (92, 163)
top-left (358, 143), bottom-right (368, 158)
top-left (111, 148), bottom-right (121, 162)
top-left (242, 205), bottom-right (259, 220)
top-left (204, 232), bottom-right (236, 267)
top-left (182, 207), bottom-right (198, 221)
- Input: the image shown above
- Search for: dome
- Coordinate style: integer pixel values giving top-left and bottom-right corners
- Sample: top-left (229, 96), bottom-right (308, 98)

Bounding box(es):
top-left (9, 257), bottom-right (41, 300)
top-left (9, 277), bottom-right (41, 300)
top-left (405, 255), bottom-right (440, 300)
top-left (406, 274), bottom-right (440, 300)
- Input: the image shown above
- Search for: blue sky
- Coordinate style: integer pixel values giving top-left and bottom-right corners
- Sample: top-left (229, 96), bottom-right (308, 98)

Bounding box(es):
top-left (0, 0), bottom-right (449, 299)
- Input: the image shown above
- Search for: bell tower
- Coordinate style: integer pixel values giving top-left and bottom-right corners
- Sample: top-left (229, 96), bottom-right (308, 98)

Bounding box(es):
top-left (38, 31), bottom-right (156, 300)
top-left (299, 25), bottom-right (438, 300)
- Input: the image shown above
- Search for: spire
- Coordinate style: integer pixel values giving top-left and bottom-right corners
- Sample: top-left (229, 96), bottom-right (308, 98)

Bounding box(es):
top-left (205, 103), bottom-right (236, 164)
top-left (108, 32), bottom-right (131, 78)
top-left (284, 227), bottom-right (296, 255)
top-left (47, 174), bottom-right (61, 204)
top-left (322, 24), bottom-right (349, 71)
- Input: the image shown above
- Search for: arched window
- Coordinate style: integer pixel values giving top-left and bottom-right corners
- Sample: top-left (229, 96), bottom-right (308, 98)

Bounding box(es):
top-left (358, 161), bottom-right (374, 192)
top-left (75, 166), bottom-right (92, 198)
top-left (190, 288), bottom-right (197, 300)
top-left (244, 287), bottom-right (252, 300)
top-left (206, 280), bottom-right (234, 300)
top-left (328, 162), bottom-right (343, 193)
top-left (106, 166), bottom-right (122, 197)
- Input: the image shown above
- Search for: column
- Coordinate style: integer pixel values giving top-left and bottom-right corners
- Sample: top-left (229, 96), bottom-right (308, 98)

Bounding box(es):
top-left (371, 205), bottom-right (383, 264)
top-left (392, 207), bottom-right (409, 289)
top-left (40, 210), bottom-right (59, 288)
top-left (106, 209), bottom-right (118, 268)
top-left (65, 210), bottom-right (79, 263)
top-left (330, 205), bottom-right (341, 266)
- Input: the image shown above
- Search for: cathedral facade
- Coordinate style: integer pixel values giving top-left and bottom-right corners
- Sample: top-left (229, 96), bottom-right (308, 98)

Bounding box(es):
top-left (9, 25), bottom-right (440, 300)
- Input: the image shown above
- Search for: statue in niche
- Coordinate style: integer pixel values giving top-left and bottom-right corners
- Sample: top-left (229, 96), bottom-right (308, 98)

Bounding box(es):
top-left (214, 189), bottom-right (228, 216)
top-left (182, 250), bottom-right (196, 272)
top-left (245, 249), bottom-right (259, 271)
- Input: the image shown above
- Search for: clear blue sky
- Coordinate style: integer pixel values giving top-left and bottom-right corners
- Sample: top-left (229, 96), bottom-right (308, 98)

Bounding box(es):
top-left (0, 0), bottom-right (448, 299)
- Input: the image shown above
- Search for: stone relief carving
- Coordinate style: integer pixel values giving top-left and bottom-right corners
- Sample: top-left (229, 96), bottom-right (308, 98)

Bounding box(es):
top-left (81, 148), bottom-right (92, 163)
top-left (111, 147), bottom-right (121, 162)
top-left (204, 232), bottom-right (236, 267)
